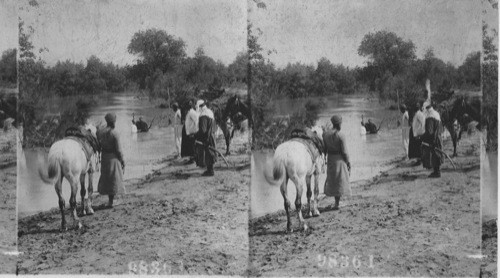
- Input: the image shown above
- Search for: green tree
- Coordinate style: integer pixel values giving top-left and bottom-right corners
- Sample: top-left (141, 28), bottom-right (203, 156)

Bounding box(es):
top-left (0, 49), bottom-right (17, 86)
top-left (227, 51), bottom-right (248, 85)
top-left (458, 51), bottom-right (481, 87)
top-left (128, 28), bottom-right (187, 75)
top-left (185, 47), bottom-right (220, 90)
top-left (482, 23), bottom-right (498, 151)
top-left (313, 58), bottom-right (336, 95)
top-left (358, 31), bottom-right (416, 76)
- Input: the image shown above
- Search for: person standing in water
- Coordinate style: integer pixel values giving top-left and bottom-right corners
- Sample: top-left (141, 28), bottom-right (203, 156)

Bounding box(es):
top-left (97, 113), bottom-right (126, 208)
top-left (323, 115), bottom-right (351, 210)
top-left (132, 114), bottom-right (149, 132)
top-left (361, 116), bottom-right (378, 134)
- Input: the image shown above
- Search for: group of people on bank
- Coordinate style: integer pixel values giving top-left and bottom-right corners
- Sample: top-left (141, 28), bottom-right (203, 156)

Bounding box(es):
top-left (75, 99), bottom-right (218, 207)
top-left (400, 99), bottom-right (444, 178)
top-left (321, 95), bottom-right (444, 210)
top-left (173, 99), bottom-right (218, 176)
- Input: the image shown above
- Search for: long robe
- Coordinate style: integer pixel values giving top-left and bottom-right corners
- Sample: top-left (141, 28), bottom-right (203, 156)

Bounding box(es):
top-left (401, 111), bottom-right (410, 156)
top-left (181, 125), bottom-right (195, 157)
top-left (173, 110), bottom-right (182, 156)
top-left (421, 117), bottom-right (444, 170)
top-left (182, 108), bottom-right (199, 157)
top-left (408, 110), bottom-right (424, 159)
top-left (322, 130), bottom-right (351, 197)
top-left (97, 126), bottom-right (126, 195)
top-left (195, 112), bottom-right (217, 168)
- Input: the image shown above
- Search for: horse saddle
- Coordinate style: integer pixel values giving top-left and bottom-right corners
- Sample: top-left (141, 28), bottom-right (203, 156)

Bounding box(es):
top-left (289, 128), bottom-right (325, 161)
top-left (65, 126), bottom-right (100, 161)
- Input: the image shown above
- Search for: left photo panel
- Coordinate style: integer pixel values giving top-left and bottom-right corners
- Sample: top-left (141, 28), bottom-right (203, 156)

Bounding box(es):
top-left (17, 0), bottom-right (250, 275)
top-left (0, 0), bottom-right (18, 274)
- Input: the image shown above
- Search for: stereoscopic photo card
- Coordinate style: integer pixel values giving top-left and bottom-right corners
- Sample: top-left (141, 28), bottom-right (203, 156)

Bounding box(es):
top-left (0, 0), bottom-right (497, 277)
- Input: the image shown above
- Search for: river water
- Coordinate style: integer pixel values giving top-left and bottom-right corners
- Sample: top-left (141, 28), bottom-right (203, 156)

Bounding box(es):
top-left (251, 95), bottom-right (404, 218)
top-left (18, 92), bottom-right (177, 216)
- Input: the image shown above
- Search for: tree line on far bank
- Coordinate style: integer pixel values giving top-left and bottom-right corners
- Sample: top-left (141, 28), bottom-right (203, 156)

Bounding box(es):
top-left (249, 24), bottom-right (484, 150)
top-left (18, 20), bottom-right (248, 146)
top-left (251, 30), bottom-right (480, 103)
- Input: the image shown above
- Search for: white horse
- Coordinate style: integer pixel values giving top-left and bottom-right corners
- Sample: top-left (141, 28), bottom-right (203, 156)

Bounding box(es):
top-left (38, 139), bottom-right (96, 231)
top-left (264, 126), bottom-right (325, 232)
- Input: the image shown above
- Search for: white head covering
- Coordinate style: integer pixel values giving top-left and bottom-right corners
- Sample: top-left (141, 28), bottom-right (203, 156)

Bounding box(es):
top-left (425, 106), bottom-right (441, 121)
top-left (199, 105), bottom-right (215, 119)
top-left (195, 100), bottom-right (204, 111)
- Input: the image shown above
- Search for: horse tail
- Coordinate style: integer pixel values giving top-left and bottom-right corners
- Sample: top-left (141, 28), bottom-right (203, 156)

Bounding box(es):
top-left (263, 151), bottom-right (286, 186)
top-left (38, 153), bottom-right (61, 185)
top-left (273, 158), bottom-right (285, 181)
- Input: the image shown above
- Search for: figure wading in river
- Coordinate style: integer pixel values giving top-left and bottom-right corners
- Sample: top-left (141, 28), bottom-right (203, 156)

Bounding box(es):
top-left (132, 113), bottom-right (154, 133)
top-left (361, 115), bottom-right (382, 134)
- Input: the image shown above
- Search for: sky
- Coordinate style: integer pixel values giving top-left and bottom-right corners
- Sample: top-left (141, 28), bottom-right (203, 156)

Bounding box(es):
top-left (0, 0), bottom-right (18, 54)
top-left (249, 0), bottom-right (486, 69)
top-left (19, 0), bottom-right (247, 66)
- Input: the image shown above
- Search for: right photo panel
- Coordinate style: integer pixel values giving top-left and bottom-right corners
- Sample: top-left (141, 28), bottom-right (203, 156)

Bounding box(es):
top-left (248, 0), bottom-right (485, 276)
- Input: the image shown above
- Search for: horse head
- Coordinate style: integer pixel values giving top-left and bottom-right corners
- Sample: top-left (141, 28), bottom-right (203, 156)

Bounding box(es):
top-left (451, 95), bottom-right (480, 125)
top-left (310, 125), bottom-right (324, 139)
top-left (224, 95), bottom-right (252, 127)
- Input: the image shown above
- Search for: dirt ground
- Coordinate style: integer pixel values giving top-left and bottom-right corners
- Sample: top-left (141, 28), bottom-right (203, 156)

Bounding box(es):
top-left (249, 131), bottom-right (482, 276)
top-left (0, 128), bottom-right (18, 274)
top-left (481, 219), bottom-right (497, 277)
top-left (17, 132), bottom-right (250, 275)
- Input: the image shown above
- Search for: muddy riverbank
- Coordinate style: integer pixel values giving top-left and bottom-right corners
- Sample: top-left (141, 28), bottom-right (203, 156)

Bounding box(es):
top-left (0, 128), bottom-right (17, 274)
top-left (17, 132), bottom-right (251, 275)
top-left (249, 131), bottom-right (482, 276)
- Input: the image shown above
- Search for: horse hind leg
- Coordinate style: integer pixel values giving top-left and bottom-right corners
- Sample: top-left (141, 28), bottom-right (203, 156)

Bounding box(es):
top-left (221, 123), bottom-right (231, 155)
top-left (55, 176), bottom-right (67, 231)
top-left (448, 125), bottom-right (458, 157)
top-left (290, 175), bottom-right (307, 232)
top-left (79, 174), bottom-right (87, 216)
top-left (86, 169), bottom-right (94, 215)
top-left (312, 173), bottom-right (320, 217)
top-left (67, 175), bottom-right (83, 229)
top-left (280, 176), bottom-right (293, 233)
top-left (305, 174), bottom-right (313, 218)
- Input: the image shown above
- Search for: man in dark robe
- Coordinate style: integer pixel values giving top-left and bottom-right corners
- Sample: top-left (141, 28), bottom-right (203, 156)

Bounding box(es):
top-left (421, 102), bottom-right (444, 178)
top-left (195, 101), bottom-right (217, 176)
